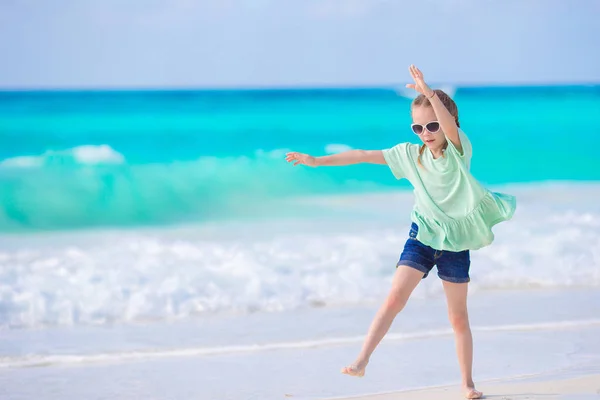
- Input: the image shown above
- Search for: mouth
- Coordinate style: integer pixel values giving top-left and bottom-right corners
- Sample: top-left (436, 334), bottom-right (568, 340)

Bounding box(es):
top-left (424, 139), bottom-right (435, 144)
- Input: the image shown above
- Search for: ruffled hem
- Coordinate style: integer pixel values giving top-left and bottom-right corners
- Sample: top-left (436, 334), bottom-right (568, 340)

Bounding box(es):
top-left (412, 191), bottom-right (517, 252)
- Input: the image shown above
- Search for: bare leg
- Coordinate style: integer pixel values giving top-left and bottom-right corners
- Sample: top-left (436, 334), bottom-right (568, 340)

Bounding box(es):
top-left (341, 265), bottom-right (424, 377)
top-left (442, 280), bottom-right (482, 399)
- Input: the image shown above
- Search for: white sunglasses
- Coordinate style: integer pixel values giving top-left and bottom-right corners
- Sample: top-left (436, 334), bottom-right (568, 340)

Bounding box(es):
top-left (411, 121), bottom-right (440, 135)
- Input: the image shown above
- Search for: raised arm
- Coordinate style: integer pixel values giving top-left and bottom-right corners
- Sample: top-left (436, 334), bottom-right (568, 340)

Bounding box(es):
top-left (406, 65), bottom-right (462, 153)
top-left (285, 150), bottom-right (386, 167)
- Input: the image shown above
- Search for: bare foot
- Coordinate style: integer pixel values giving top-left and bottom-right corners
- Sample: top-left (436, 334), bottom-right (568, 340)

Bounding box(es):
top-left (341, 359), bottom-right (368, 377)
top-left (464, 386), bottom-right (483, 399)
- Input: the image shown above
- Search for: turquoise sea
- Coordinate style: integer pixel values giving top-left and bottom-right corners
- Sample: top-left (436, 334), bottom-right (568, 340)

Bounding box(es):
top-left (1, 85), bottom-right (599, 232)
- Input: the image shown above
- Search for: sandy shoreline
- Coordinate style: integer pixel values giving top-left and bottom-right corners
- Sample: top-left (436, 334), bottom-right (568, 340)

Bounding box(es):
top-left (328, 373), bottom-right (600, 400)
top-left (3, 290), bottom-right (600, 400)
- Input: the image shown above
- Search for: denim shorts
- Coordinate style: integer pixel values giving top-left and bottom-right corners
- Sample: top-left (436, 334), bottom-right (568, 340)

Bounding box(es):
top-left (397, 223), bottom-right (471, 283)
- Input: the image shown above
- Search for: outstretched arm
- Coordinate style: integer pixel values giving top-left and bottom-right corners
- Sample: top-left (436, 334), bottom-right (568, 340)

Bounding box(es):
top-left (406, 65), bottom-right (462, 153)
top-left (285, 150), bottom-right (386, 167)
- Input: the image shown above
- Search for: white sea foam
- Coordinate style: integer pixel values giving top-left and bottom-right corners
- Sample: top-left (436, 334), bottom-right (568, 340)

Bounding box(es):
top-left (71, 144), bottom-right (125, 164)
top-left (0, 155), bottom-right (44, 168)
top-left (0, 183), bottom-right (599, 329)
top-left (0, 145), bottom-right (125, 167)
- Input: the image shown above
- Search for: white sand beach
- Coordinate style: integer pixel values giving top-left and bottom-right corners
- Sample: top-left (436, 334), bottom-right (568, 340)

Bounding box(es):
top-left (331, 373), bottom-right (600, 400)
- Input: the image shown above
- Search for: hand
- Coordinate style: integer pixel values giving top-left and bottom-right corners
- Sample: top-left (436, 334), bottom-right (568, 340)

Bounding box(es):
top-left (405, 65), bottom-right (435, 98)
top-left (285, 152), bottom-right (318, 167)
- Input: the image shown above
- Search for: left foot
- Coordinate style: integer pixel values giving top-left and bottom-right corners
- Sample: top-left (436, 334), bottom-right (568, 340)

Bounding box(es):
top-left (341, 359), bottom-right (368, 377)
top-left (464, 386), bottom-right (483, 399)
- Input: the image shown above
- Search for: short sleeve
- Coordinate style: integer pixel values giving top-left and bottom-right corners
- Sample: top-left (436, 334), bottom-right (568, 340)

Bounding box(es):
top-left (382, 142), bottom-right (413, 180)
top-left (445, 129), bottom-right (473, 168)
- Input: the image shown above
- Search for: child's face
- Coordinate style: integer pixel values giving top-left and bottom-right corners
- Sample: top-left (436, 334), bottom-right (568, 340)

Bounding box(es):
top-left (411, 105), bottom-right (447, 151)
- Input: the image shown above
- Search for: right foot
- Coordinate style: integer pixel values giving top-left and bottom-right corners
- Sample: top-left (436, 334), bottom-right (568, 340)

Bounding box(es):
top-left (464, 386), bottom-right (483, 399)
top-left (341, 359), bottom-right (368, 377)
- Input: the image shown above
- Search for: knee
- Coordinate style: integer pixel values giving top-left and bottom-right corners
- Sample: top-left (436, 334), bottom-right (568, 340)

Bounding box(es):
top-left (448, 311), bottom-right (470, 333)
top-left (384, 292), bottom-right (407, 314)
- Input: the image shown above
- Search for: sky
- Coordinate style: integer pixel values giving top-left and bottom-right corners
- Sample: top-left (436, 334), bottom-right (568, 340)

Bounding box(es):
top-left (1, 0), bottom-right (599, 89)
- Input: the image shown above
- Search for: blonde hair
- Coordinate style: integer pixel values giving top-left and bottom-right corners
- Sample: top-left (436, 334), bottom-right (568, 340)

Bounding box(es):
top-left (413, 90), bottom-right (460, 168)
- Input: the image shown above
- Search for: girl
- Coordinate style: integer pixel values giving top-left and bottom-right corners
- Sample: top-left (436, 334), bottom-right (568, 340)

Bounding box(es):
top-left (285, 65), bottom-right (516, 399)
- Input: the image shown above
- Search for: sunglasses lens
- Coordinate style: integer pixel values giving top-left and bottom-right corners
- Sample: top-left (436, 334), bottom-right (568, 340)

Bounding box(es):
top-left (426, 122), bottom-right (440, 132)
top-left (411, 124), bottom-right (423, 135)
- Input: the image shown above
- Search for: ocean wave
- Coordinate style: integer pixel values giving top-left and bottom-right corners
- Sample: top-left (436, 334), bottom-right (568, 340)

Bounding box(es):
top-left (0, 184), bottom-right (599, 330)
top-left (0, 145), bottom-right (125, 167)
top-left (0, 145), bottom-right (380, 232)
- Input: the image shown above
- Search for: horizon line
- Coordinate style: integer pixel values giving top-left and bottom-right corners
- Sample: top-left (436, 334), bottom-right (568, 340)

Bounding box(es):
top-left (1, 81), bottom-right (599, 92)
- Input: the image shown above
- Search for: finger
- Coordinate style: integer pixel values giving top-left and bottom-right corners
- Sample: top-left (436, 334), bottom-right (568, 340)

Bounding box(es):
top-left (411, 65), bottom-right (420, 82)
top-left (405, 84), bottom-right (416, 89)
top-left (412, 66), bottom-right (421, 80)
top-left (409, 65), bottom-right (416, 80)
top-left (413, 65), bottom-right (423, 80)
top-left (415, 66), bottom-right (423, 79)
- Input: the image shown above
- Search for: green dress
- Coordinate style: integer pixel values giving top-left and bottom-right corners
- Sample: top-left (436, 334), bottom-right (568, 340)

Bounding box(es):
top-left (382, 129), bottom-right (516, 252)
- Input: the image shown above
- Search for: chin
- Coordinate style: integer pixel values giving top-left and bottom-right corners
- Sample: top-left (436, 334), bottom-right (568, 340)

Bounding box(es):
top-left (425, 142), bottom-right (445, 153)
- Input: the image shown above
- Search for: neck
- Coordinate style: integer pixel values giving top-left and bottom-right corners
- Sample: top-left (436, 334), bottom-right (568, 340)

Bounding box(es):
top-left (430, 146), bottom-right (445, 159)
